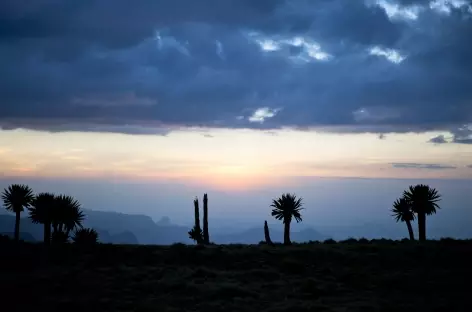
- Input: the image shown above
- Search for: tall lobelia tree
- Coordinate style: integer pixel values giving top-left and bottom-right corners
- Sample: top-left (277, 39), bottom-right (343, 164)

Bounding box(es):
top-left (391, 197), bottom-right (415, 240)
top-left (203, 193), bottom-right (210, 244)
top-left (1, 184), bottom-right (34, 242)
top-left (188, 197), bottom-right (203, 244)
top-left (29, 192), bottom-right (56, 245)
top-left (403, 184), bottom-right (441, 241)
top-left (271, 193), bottom-right (304, 245)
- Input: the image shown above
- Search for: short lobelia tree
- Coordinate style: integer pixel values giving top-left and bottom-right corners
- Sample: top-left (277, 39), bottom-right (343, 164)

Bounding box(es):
top-left (391, 197), bottom-right (415, 240)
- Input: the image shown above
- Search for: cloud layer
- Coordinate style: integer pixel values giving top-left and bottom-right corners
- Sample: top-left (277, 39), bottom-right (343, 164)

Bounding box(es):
top-left (390, 162), bottom-right (458, 170)
top-left (1, 0), bottom-right (472, 136)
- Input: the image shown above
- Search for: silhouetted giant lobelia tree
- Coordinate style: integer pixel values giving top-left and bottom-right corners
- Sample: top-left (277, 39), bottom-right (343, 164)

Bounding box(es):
top-left (73, 228), bottom-right (99, 245)
top-left (391, 197), bottom-right (415, 240)
top-left (1, 184), bottom-right (34, 241)
top-left (51, 195), bottom-right (85, 243)
top-left (188, 197), bottom-right (203, 244)
top-left (271, 193), bottom-right (303, 245)
top-left (29, 192), bottom-right (56, 245)
top-left (403, 184), bottom-right (441, 241)
top-left (264, 220), bottom-right (274, 246)
top-left (203, 193), bottom-right (210, 244)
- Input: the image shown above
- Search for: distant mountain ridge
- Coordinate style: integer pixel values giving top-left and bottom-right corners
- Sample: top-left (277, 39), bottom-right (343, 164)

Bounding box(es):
top-left (214, 226), bottom-right (327, 244)
top-left (0, 212), bottom-right (140, 244)
top-left (2, 208), bottom-right (470, 243)
top-left (0, 209), bottom-right (328, 245)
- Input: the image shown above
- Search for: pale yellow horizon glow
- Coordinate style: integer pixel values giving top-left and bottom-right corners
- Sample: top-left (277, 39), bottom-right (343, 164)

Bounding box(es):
top-left (1, 128), bottom-right (471, 190)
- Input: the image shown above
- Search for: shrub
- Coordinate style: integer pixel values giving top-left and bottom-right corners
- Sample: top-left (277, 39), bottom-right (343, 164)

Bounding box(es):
top-left (170, 242), bottom-right (187, 249)
top-left (440, 237), bottom-right (456, 242)
top-left (51, 231), bottom-right (69, 244)
top-left (372, 238), bottom-right (393, 245)
top-left (323, 239), bottom-right (337, 244)
top-left (0, 234), bottom-right (11, 243)
top-left (72, 228), bottom-right (98, 245)
top-left (340, 238), bottom-right (358, 244)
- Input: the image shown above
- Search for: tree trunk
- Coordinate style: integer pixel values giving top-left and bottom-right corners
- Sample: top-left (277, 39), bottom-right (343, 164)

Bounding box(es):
top-left (264, 220), bottom-right (273, 246)
top-left (193, 198), bottom-right (202, 244)
top-left (44, 222), bottom-right (51, 245)
top-left (14, 210), bottom-right (20, 242)
top-left (405, 220), bottom-right (415, 241)
top-left (418, 211), bottom-right (426, 241)
top-left (283, 221), bottom-right (291, 245)
top-left (203, 193), bottom-right (209, 244)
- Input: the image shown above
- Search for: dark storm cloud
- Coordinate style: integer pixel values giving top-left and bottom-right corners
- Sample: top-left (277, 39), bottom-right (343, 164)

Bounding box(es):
top-left (427, 127), bottom-right (472, 144)
top-left (390, 163), bottom-right (457, 170)
top-left (429, 135), bottom-right (448, 144)
top-left (1, 0), bottom-right (472, 135)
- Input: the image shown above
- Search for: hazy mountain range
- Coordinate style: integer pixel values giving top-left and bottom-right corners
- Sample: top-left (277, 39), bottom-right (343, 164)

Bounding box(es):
top-left (1, 208), bottom-right (471, 244)
top-left (0, 209), bottom-right (328, 244)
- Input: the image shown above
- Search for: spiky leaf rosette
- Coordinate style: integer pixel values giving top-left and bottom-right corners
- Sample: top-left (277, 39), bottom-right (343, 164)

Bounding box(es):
top-left (391, 197), bottom-right (415, 222)
top-left (271, 193), bottom-right (304, 224)
top-left (73, 228), bottom-right (99, 245)
top-left (403, 184), bottom-right (441, 215)
top-left (188, 226), bottom-right (203, 243)
top-left (1, 184), bottom-right (34, 213)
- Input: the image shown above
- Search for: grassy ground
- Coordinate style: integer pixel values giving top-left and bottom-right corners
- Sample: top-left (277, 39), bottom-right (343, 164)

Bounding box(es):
top-left (1, 239), bottom-right (471, 312)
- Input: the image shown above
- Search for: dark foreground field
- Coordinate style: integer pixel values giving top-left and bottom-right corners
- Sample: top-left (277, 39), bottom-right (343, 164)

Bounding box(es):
top-left (1, 239), bottom-right (471, 312)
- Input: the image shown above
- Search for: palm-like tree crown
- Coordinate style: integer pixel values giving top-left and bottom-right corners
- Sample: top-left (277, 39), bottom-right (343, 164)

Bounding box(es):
top-left (52, 195), bottom-right (84, 232)
top-left (392, 197), bottom-right (415, 222)
top-left (271, 193), bottom-right (303, 224)
top-left (403, 184), bottom-right (441, 215)
top-left (29, 192), bottom-right (56, 224)
top-left (1, 184), bottom-right (34, 213)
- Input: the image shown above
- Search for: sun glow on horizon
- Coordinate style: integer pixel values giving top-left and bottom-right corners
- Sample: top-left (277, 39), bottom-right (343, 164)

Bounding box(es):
top-left (1, 128), bottom-right (472, 189)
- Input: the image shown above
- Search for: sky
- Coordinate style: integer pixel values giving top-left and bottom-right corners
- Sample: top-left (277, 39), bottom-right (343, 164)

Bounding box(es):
top-left (0, 0), bottom-right (472, 234)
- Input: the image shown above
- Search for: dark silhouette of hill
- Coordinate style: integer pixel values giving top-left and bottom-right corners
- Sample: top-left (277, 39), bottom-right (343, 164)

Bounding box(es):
top-left (0, 213), bottom-right (43, 239)
top-left (3, 208), bottom-right (470, 245)
top-left (82, 209), bottom-right (191, 244)
top-left (0, 231), bottom-right (36, 242)
top-left (0, 213), bottom-right (140, 244)
top-left (82, 209), bottom-right (157, 234)
top-left (0, 210), bottom-right (330, 245)
top-left (79, 210), bottom-right (330, 244)
top-left (110, 231), bottom-right (139, 244)
top-left (95, 229), bottom-right (139, 245)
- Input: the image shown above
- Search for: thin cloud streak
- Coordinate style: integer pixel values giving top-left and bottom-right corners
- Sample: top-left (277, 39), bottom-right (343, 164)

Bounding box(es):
top-left (390, 163), bottom-right (457, 170)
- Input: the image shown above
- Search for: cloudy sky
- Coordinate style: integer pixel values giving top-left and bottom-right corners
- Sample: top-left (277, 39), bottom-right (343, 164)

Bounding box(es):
top-left (1, 1), bottom-right (472, 228)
